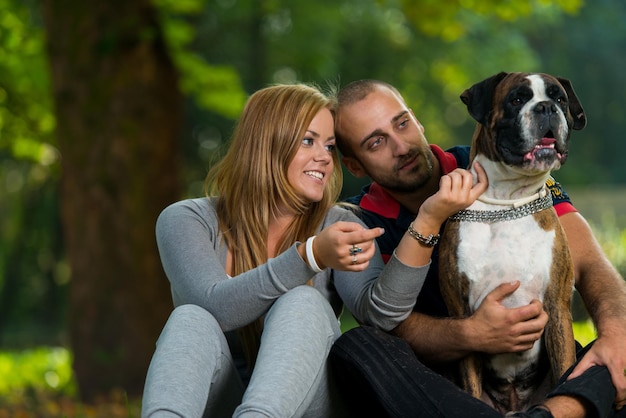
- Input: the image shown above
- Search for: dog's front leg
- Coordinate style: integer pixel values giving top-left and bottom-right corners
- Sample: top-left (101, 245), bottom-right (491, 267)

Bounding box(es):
top-left (439, 224), bottom-right (484, 399)
top-left (544, 225), bottom-right (577, 383)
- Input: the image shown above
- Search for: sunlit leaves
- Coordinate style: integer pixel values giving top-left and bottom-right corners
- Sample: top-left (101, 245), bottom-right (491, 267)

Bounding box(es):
top-left (12, 139), bottom-right (59, 166)
top-left (152, 0), bottom-right (206, 14)
top-left (551, 0), bottom-right (585, 14)
top-left (0, 0), bottom-right (56, 165)
top-left (153, 0), bottom-right (247, 118)
top-left (176, 53), bottom-right (247, 118)
top-left (398, 0), bottom-right (583, 41)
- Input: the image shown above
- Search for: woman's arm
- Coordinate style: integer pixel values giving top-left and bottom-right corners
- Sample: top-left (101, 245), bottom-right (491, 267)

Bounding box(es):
top-left (156, 198), bottom-right (316, 331)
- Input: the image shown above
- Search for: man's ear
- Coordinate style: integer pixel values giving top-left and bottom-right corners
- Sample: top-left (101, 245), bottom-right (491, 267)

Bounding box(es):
top-left (342, 156), bottom-right (367, 178)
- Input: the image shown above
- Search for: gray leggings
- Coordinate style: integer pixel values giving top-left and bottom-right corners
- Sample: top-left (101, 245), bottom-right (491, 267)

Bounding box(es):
top-left (141, 285), bottom-right (347, 418)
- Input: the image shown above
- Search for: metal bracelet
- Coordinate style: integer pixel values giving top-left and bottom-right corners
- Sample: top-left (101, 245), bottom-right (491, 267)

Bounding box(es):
top-left (407, 222), bottom-right (440, 247)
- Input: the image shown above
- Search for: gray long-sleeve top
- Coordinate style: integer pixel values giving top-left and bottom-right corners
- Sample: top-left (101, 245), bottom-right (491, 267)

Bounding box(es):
top-left (156, 197), bottom-right (429, 332)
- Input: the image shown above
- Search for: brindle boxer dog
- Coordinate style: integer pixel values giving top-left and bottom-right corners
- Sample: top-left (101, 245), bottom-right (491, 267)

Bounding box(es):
top-left (438, 72), bottom-right (586, 413)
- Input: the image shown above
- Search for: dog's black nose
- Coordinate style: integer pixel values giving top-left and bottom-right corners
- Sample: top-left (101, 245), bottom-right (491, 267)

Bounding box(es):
top-left (534, 101), bottom-right (558, 115)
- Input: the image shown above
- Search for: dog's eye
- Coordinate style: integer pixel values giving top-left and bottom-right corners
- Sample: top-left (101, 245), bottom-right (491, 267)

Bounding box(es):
top-left (511, 98), bottom-right (523, 106)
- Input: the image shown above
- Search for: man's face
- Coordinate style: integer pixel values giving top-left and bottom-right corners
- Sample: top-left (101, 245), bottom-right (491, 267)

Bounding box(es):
top-left (336, 86), bottom-right (434, 193)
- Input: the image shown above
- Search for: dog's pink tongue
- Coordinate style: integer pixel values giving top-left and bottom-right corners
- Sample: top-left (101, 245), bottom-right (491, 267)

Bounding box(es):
top-left (524, 138), bottom-right (557, 161)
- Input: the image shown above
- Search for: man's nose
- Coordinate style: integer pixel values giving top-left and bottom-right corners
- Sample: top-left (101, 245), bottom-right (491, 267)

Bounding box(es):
top-left (389, 135), bottom-right (409, 156)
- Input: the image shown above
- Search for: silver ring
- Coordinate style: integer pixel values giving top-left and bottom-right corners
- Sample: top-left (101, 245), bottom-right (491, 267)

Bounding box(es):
top-left (351, 255), bottom-right (358, 265)
top-left (349, 244), bottom-right (363, 256)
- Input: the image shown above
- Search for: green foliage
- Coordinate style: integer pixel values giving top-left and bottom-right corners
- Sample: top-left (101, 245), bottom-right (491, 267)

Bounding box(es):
top-left (153, 0), bottom-right (247, 119)
top-left (0, 346), bottom-right (138, 416)
top-left (572, 319), bottom-right (597, 347)
top-left (399, 0), bottom-right (583, 41)
top-left (0, 1), bottom-right (65, 348)
top-left (0, 0), bottom-right (56, 162)
top-left (0, 347), bottom-right (75, 399)
top-left (591, 216), bottom-right (626, 278)
top-left (0, 9), bottom-right (63, 348)
top-left (175, 52), bottom-right (247, 118)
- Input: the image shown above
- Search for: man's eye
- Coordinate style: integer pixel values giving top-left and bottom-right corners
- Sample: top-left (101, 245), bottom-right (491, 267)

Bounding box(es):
top-left (398, 119), bottom-right (408, 128)
top-left (368, 137), bottom-right (383, 150)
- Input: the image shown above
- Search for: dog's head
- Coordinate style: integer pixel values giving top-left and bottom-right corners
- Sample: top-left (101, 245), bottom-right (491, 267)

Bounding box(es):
top-left (461, 72), bottom-right (586, 173)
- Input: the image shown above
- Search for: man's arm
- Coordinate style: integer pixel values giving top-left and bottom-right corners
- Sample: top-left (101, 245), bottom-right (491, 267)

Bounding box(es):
top-left (560, 211), bottom-right (626, 406)
top-left (392, 281), bottom-right (548, 363)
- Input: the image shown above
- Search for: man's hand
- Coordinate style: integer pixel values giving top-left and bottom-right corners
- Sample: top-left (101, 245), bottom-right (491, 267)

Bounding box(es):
top-left (567, 321), bottom-right (626, 409)
top-left (394, 281), bottom-right (548, 362)
top-left (396, 162), bottom-right (489, 268)
top-left (419, 161), bottom-right (489, 229)
top-left (465, 281), bottom-right (548, 354)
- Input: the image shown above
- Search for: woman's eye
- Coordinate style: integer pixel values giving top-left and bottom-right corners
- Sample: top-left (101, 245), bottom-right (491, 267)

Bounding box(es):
top-left (302, 137), bottom-right (314, 146)
top-left (325, 143), bottom-right (336, 152)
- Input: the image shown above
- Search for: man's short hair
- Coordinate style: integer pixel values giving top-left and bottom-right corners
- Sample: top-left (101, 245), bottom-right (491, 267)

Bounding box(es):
top-left (333, 80), bottom-right (402, 157)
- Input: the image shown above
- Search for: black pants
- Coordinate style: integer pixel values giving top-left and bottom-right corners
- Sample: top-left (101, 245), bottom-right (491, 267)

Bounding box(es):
top-left (329, 326), bottom-right (621, 418)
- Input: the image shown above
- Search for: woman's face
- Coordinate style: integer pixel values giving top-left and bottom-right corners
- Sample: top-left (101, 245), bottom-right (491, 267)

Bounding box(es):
top-left (287, 107), bottom-right (336, 203)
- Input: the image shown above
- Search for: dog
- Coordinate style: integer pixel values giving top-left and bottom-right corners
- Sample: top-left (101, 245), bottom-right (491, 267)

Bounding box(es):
top-left (438, 72), bottom-right (586, 413)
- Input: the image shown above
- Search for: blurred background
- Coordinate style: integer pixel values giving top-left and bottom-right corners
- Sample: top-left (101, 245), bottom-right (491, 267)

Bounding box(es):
top-left (2, 0), bottom-right (626, 415)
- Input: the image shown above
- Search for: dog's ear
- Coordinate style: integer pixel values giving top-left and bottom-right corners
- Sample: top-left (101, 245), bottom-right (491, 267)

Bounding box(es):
top-left (460, 72), bottom-right (508, 125)
top-left (557, 77), bottom-right (586, 131)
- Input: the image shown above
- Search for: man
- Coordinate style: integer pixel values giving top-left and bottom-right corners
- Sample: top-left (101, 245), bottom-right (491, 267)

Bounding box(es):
top-left (330, 79), bottom-right (626, 417)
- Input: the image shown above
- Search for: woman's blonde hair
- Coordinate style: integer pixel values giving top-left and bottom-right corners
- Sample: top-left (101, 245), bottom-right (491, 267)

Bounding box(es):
top-left (204, 83), bottom-right (342, 366)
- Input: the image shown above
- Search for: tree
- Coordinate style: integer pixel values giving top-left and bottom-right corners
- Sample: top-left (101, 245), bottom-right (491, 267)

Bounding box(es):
top-left (41, 0), bottom-right (181, 399)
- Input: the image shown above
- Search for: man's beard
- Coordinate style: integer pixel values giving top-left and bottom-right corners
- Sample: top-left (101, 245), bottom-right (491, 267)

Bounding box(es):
top-left (367, 148), bottom-right (434, 194)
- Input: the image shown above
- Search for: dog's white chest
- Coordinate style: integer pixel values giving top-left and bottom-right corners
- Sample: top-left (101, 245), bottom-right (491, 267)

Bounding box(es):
top-left (456, 215), bottom-right (555, 311)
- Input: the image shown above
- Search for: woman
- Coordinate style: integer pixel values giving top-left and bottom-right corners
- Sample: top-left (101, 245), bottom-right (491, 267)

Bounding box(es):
top-left (141, 83), bottom-right (486, 417)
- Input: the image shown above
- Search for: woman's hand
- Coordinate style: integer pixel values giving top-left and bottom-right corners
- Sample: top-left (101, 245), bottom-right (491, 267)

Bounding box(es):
top-left (311, 222), bottom-right (384, 272)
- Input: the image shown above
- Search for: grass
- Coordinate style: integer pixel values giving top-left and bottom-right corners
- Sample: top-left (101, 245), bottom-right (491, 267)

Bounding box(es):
top-left (572, 319), bottom-right (597, 347)
top-left (0, 319), bottom-right (599, 416)
top-left (0, 347), bottom-right (139, 417)
top-left (2, 205), bottom-right (615, 416)
top-left (0, 297), bottom-right (600, 416)
top-left (0, 347), bottom-right (75, 396)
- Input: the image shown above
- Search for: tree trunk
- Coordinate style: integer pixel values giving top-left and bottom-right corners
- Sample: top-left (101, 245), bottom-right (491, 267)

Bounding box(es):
top-left (41, 0), bottom-right (180, 400)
